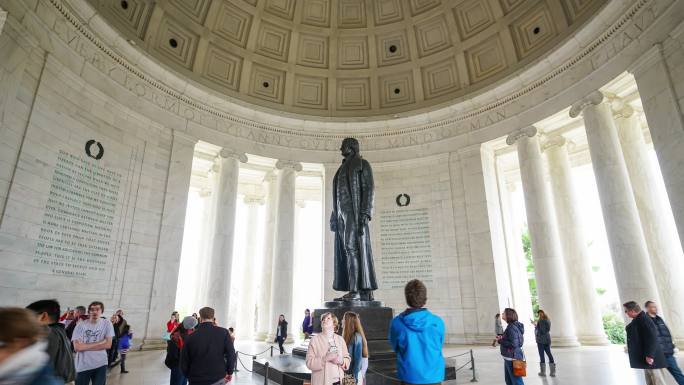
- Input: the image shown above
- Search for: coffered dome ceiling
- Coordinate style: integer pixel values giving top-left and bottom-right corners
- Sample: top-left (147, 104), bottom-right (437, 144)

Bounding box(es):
top-left (87, 0), bottom-right (607, 118)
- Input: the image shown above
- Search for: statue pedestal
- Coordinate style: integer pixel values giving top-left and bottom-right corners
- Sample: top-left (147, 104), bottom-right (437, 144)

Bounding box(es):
top-left (256, 299), bottom-right (456, 384)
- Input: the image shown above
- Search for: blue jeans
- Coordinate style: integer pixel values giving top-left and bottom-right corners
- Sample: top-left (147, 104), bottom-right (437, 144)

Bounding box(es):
top-left (537, 343), bottom-right (554, 363)
top-left (76, 365), bottom-right (107, 385)
top-left (504, 360), bottom-right (525, 385)
top-left (170, 367), bottom-right (187, 385)
top-left (666, 355), bottom-right (684, 385)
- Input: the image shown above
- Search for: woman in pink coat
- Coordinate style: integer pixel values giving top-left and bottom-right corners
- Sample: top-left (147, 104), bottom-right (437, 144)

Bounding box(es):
top-left (306, 312), bottom-right (351, 385)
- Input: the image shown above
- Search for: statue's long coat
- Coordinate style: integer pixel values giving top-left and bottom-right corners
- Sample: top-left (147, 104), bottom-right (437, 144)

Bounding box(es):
top-left (331, 154), bottom-right (378, 292)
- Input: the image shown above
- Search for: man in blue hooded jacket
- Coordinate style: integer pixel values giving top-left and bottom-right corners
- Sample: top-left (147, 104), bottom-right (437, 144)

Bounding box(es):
top-left (389, 279), bottom-right (445, 384)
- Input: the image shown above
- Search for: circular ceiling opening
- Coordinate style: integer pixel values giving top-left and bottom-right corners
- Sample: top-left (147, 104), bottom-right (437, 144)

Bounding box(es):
top-left (168, 38), bottom-right (178, 48)
top-left (120, 0), bottom-right (128, 10)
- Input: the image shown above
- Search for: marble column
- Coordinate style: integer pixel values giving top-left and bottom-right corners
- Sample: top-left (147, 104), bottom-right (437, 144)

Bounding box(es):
top-left (506, 127), bottom-right (579, 346)
top-left (322, 163), bottom-right (337, 301)
top-left (630, 45), bottom-right (684, 255)
top-left (194, 164), bottom-right (218, 311)
top-left (543, 135), bottom-right (609, 345)
top-left (615, 107), bottom-right (684, 345)
top-left (143, 130), bottom-right (196, 348)
top-left (236, 194), bottom-right (264, 339)
top-left (206, 149), bottom-right (247, 326)
top-left (569, 91), bottom-right (660, 307)
top-left (256, 171), bottom-right (277, 340)
top-left (268, 160), bottom-right (302, 342)
top-left (497, 176), bottom-right (534, 335)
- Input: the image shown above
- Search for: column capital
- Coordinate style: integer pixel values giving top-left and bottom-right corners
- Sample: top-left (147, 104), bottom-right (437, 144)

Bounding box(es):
top-left (506, 126), bottom-right (537, 145)
top-left (219, 148), bottom-right (248, 163)
top-left (612, 103), bottom-right (636, 119)
top-left (263, 170), bottom-right (278, 183)
top-left (541, 135), bottom-right (567, 152)
top-left (243, 194), bottom-right (266, 205)
top-left (296, 199), bottom-right (307, 208)
top-left (275, 160), bottom-right (303, 172)
top-left (569, 91), bottom-right (605, 118)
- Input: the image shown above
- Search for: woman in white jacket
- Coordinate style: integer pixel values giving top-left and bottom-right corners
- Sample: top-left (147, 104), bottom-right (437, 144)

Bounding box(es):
top-left (305, 312), bottom-right (351, 385)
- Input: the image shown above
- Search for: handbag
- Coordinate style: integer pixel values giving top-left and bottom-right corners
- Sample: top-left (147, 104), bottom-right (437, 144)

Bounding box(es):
top-left (342, 373), bottom-right (356, 385)
top-left (512, 359), bottom-right (526, 376)
top-left (162, 331), bottom-right (171, 341)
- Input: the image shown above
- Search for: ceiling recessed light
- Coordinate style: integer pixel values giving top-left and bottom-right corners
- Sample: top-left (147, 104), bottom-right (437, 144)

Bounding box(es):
top-left (169, 38), bottom-right (178, 48)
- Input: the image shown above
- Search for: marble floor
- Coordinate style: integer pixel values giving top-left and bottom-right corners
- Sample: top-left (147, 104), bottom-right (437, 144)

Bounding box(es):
top-left (106, 341), bottom-right (683, 385)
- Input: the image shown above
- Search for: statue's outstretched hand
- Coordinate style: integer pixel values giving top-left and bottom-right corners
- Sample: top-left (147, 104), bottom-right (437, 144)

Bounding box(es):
top-left (330, 213), bottom-right (337, 232)
top-left (358, 214), bottom-right (370, 235)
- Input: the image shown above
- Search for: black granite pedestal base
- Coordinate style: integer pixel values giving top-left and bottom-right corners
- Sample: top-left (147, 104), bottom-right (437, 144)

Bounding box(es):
top-left (257, 300), bottom-right (455, 385)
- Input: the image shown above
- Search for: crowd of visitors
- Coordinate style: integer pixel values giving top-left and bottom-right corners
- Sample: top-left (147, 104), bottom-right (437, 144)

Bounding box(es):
top-left (0, 299), bottom-right (133, 385)
top-left (4, 282), bottom-right (683, 385)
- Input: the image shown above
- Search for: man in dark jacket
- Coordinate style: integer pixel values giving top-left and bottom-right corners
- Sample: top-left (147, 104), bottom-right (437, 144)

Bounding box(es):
top-left (26, 299), bottom-right (76, 383)
top-left (646, 301), bottom-right (684, 385)
top-left (181, 307), bottom-right (236, 385)
top-left (624, 301), bottom-right (668, 385)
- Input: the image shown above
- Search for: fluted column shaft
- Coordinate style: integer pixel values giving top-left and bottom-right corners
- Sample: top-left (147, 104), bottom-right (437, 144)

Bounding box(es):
top-left (500, 180), bottom-right (534, 335)
top-left (544, 136), bottom-right (609, 345)
top-left (507, 127), bottom-right (578, 346)
top-left (570, 92), bottom-right (660, 307)
top-left (267, 160), bottom-right (302, 342)
top-left (630, 46), bottom-right (684, 256)
top-left (237, 195), bottom-right (264, 339)
top-left (616, 109), bottom-right (684, 345)
top-left (256, 172), bottom-right (278, 340)
top-left (193, 168), bottom-right (217, 311)
top-left (207, 149), bottom-right (247, 326)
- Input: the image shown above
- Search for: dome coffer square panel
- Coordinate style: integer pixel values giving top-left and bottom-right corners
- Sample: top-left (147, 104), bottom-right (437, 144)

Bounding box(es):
top-left (202, 44), bottom-right (243, 91)
top-left (466, 34), bottom-right (507, 83)
top-left (297, 33), bottom-right (329, 68)
top-left (379, 71), bottom-right (416, 108)
top-left (213, 2), bottom-right (253, 48)
top-left (301, 0), bottom-right (331, 27)
top-left (249, 63), bottom-right (286, 103)
top-left (376, 30), bottom-right (410, 67)
top-left (98, 0), bottom-right (154, 39)
top-left (561, 0), bottom-right (602, 23)
top-left (421, 58), bottom-right (461, 99)
top-left (499, 0), bottom-right (526, 14)
top-left (373, 0), bottom-right (404, 26)
top-left (408, 0), bottom-right (441, 16)
top-left (294, 75), bottom-right (328, 109)
top-left (337, 36), bottom-right (369, 69)
top-left (453, 0), bottom-right (496, 41)
top-left (255, 21), bottom-right (291, 62)
top-left (153, 16), bottom-right (199, 69)
top-left (509, 2), bottom-right (559, 60)
top-left (265, 0), bottom-right (297, 21)
top-left (167, 0), bottom-right (211, 25)
top-left (414, 14), bottom-right (452, 58)
top-left (338, 0), bottom-right (367, 28)
top-left (336, 78), bottom-right (371, 110)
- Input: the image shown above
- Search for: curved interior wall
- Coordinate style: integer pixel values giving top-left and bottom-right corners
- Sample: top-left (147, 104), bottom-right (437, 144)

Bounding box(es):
top-left (0, 0), bottom-right (682, 344)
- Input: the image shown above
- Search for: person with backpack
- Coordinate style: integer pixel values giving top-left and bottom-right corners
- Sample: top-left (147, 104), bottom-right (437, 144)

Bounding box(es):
top-left (165, 316), bottom-right (197, 385)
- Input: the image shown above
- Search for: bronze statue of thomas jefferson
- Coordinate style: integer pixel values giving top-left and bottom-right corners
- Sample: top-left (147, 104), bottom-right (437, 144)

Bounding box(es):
top-left (330, 138), bottom-right (378, 301)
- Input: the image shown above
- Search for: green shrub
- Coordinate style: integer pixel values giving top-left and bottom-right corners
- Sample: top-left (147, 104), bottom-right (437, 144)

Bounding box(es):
top-left (603, 313), bottom-right (626, 344)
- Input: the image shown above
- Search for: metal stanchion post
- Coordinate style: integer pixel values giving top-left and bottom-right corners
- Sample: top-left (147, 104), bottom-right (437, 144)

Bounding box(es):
top-left (264, 362), bottom-right (270, 385)
top-left (470, 349), bottom-right (478, 382)
top-left (270, 346), bottom-right (274, 357)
